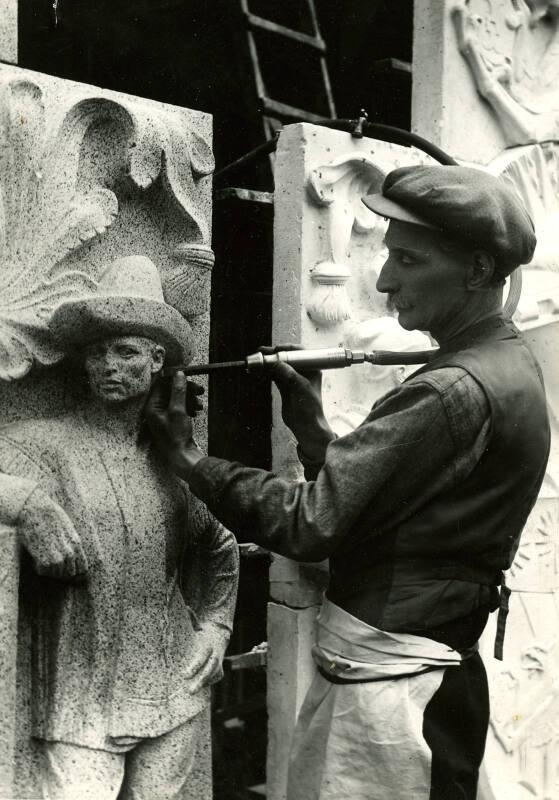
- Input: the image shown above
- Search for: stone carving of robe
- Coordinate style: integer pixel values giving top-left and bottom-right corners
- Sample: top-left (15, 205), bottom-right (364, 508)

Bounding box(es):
top-left (0, 409), bottom-right (239, 752)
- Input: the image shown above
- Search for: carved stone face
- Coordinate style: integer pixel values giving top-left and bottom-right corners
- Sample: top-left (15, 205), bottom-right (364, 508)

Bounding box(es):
top-left (83, 335), bottom-right (165, 406)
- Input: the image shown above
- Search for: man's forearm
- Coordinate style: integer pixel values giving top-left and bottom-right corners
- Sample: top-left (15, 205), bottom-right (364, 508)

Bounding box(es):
top-left (295, 421), bottom-right (336, 464)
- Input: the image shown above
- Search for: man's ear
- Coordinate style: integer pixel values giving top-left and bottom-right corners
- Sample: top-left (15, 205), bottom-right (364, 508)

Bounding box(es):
top-left (467, 251), bottom-right (496, 290)
top-left (151, 345), bottom-right (166, 374)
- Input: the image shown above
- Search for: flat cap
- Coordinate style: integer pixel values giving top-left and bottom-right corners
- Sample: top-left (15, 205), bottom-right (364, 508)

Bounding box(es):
top-left (362, 165), bottom-right (536, 277)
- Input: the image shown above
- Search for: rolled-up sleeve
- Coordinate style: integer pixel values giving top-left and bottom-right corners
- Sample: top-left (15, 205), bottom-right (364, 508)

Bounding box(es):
top-left (189, 372), bottom-right (489, 562)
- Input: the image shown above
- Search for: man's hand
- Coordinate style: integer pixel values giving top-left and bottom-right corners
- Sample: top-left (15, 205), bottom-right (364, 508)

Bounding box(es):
top-left (18, 487), bottom-right (88, 581)
top-left (184, 624), bottom-right (230, 694)
top-left (145, 373), bottom-right (205, 479)
top-left (261, 345), bottom-right (336, 462)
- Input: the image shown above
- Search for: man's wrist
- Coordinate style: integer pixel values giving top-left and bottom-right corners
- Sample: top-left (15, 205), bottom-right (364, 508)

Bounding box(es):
top-left (172, 446), bottom-right (205, 481)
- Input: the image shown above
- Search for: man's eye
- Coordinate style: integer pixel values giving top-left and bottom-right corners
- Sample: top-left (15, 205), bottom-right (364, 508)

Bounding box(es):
top-left (399, 254), bottom-right (416, 265)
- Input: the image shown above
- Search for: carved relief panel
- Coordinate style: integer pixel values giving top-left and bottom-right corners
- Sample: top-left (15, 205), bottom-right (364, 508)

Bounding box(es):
top-left (0, 64), bottom-right (218, 800)
top-left (452, 0), bottom-right (559, 145)
top-left (413, 0), bottom-right (559, 163)
top-left (0, 64), bottom-right (213, 394)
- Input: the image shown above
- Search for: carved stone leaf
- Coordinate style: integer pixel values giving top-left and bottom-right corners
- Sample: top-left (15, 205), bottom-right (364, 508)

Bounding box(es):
top-left (126, 105), bottom-right (214, 244)
top-left (0, 77), bottom-right (115, 381)
top-left (37, 188), bottom-right (118, 274)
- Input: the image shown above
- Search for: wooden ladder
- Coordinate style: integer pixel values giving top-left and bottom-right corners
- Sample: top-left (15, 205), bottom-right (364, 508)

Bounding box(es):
top-left (239, 0), bottom-right (336, 145)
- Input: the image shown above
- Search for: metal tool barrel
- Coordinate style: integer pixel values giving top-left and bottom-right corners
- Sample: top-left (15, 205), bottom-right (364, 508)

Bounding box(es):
top-left (245, 348), bottom-right (362, 371)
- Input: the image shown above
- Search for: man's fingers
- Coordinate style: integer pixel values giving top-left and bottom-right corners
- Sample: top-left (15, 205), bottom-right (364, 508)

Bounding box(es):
top-left (257, 343), bottom-right (305, 355)
top-left (268, 361), bottom-right (317, 394)
top-left (145, 378), bottom-right (168, 417)
top-left (267, 360), bottom-right (300, 384)
top-left (186, 381), bottom-right (205, 418)
top-left (169, 372), bottom-right (188, 415)
top-left (188, 381), bottom-right (205, 397)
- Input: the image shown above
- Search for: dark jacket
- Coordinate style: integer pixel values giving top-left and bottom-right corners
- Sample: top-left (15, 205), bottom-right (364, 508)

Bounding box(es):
top-left (190, 316), bottom-right (550, 648)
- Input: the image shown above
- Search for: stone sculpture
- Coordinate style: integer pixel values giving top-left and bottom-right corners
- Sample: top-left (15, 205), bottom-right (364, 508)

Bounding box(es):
top-left (453, 0), bottom-right (559, 144)
top-left (0, 255), bottom-right (238, 800)
top-left (0, 66), bottom-right (215, 383)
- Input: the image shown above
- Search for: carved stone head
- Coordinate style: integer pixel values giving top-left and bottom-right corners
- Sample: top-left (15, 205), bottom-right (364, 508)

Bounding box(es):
top-left (48, 255), bottom-right (194, 367)
top-left (82, 335), bottom-right (165, 406)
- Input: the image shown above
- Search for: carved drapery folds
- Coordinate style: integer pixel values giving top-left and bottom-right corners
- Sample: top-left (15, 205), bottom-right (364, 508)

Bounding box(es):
top-left (492, 142), bottom-right (559, 276)
top-left (0, 66), bottom-right (214, 381)
top-left (453, 0), bottom-right (559, 145)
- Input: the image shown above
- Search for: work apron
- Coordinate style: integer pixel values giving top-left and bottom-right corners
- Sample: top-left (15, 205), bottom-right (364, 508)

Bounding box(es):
top-left (286, 599), bottom-right (488, 800)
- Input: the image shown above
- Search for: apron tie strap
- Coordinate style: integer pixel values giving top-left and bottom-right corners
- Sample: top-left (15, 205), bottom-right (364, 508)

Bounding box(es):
top-left (494, 572), bottom-right (511, 661)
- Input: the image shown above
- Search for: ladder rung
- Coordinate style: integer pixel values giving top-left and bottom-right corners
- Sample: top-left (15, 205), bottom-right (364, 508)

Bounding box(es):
top-left (215, 188), bottom-right (274, 205)
top-left (245, 12), bottom-right (326, 52)
top-left (260, 96), bottom-right (327, 124)
top-left (370, 58), bottom-right (412, 76)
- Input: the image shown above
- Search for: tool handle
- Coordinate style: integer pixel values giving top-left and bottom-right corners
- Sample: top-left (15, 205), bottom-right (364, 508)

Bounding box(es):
top-left (366, 349), bottom-right (439, 366)
top-left (245, 348), bottom-right (362, 372)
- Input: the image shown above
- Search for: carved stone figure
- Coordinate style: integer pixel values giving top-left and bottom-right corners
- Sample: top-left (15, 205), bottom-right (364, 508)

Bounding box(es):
top-left (453, 0), bottom-right (559, 144)
top-left (0, 255), bottom-right (238, 800)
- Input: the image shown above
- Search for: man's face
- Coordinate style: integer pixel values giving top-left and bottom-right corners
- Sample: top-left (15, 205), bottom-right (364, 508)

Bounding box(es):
top-left (376, 220), bottom-right (470, 337)
top-left (84, 336), bottom-right (165, 405)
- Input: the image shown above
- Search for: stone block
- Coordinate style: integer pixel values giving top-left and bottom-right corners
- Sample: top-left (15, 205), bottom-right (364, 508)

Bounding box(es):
top-left (0, 525), bottom-right (18, 797)
top-left (0, 0), bottom-right (17, 65)
top-left (266, 602), bottom-right (319, 800)
top-left (413, 0), bottom-right (559, 163)
top-left (0, 64), bottom-right (239, 800)
top-left (269, 555), bottom-right (329, 608)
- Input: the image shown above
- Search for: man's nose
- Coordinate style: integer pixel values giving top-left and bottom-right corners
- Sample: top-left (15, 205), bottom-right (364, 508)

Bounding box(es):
top-left (376, 256), bottom-right (398, 294)
top-left (101, 355), bottom-right (118, 373)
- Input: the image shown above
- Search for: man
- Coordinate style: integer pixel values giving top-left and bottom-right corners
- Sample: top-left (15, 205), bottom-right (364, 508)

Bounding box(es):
top-left (147, 167), bottom-right (550, 799)
top-left (0, 255), bottom-right (238, 800)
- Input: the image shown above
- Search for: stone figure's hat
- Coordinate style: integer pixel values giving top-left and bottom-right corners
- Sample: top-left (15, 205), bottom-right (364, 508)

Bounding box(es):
top-left (49, 255), bottom-right (194, 365)
top-left (362, 165), bottom-right (536, 277)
